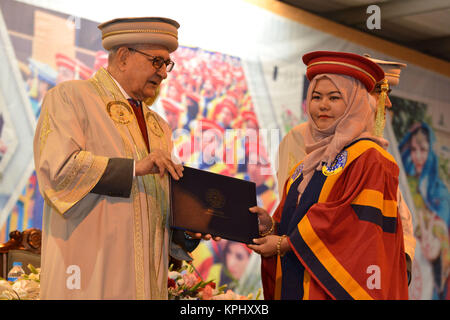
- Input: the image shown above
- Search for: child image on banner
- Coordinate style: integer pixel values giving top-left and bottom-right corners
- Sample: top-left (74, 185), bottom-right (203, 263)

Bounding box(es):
top-left (389, 93), bottom-right (450, 299)
top-left (156, 47), bottom-right (277, 295)
top-left (399, 121), bottom-right (450, 300)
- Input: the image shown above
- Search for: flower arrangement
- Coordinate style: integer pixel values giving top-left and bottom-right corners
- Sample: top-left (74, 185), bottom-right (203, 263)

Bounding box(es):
top-left (168, 263), bottom-right (261, 300)
top-left (0, 264), bottom-right (40, 300)
top-left (1, 263), bottom-right (261, 300)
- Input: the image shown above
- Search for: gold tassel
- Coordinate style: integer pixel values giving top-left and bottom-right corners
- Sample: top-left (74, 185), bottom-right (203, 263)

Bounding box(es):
top-left (374, 79), bottom-right (389, 137)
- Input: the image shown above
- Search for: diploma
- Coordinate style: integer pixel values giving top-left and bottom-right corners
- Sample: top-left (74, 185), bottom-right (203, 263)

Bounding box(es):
top-left (170, 166), bottom-right (259, 244)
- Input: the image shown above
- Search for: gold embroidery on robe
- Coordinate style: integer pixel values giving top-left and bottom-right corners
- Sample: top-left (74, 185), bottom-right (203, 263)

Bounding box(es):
top-left (90, 67), bottom-right (171, 299)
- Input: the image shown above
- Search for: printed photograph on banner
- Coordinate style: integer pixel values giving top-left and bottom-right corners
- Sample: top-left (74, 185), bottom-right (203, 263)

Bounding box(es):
top-left (155, 46), bottom-right (277, 296)
top-left (0, 1), bottom-right (106, 240)
top-left (0, 98), bottom-right (18, 174)
top-left (257, 55), bottom-right (304, 137)
top-left (0, 1), bottom-right (277, 297)
top-left (1, 0), bottom-right (448, 301)
top-left (390, 95), bottom-right (450, 300)
top-left (0, 5), bottom-right (36, 242)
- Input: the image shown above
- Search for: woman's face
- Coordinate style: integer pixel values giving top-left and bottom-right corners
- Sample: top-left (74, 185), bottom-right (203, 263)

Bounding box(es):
top-left (225, 243), bottom-right (250, 280)
top-left (410, 130), bottom-right (429, 176)
top-left (309, 78), bottom-right (347, 130)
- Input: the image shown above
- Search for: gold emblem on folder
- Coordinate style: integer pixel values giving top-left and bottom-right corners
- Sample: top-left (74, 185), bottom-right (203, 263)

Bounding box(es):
top-left (206, 188), bottom-right (226, 209)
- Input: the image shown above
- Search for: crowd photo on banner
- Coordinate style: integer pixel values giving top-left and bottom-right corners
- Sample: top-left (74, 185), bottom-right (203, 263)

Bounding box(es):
top-left (0, 1), bottom-right (277, 298)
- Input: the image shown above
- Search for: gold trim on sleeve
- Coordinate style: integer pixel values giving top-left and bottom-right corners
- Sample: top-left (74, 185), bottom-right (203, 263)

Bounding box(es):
top-left (45, 153), bottom-right (108, 215)
top-left (38, 108), bottom-right (52, 160)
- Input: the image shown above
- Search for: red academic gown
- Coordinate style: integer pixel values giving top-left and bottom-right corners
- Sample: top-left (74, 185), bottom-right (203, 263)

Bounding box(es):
top-left (262, 139), bottom-right (409, 300)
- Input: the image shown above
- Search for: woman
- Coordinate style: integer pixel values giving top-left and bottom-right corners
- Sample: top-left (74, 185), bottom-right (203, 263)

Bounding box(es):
top-left (190, 239), bottom-right (252, 291)
top-left (248, 51), bottom-right (409, 300)
top-left (222, 241), bottom-right (252, 288)
top-left (399, 122), bottom-right (450, 299)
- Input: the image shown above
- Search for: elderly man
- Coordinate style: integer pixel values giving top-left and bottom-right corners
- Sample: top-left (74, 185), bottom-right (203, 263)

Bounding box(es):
top-left (34, 17), bottom-right (200, 299)
top-left (276, 55), bottom-right (415, 284)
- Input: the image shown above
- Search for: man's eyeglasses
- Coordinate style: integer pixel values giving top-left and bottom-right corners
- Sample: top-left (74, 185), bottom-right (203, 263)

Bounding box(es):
top-left (128, 47), bottom-right (175, 72)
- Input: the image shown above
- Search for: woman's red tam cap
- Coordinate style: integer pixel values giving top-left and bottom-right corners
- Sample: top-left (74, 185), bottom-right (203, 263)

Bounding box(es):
top-left (302, 51), bottom-right (384, 92)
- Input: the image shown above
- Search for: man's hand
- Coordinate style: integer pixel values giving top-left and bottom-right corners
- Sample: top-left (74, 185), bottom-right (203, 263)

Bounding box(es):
top-left (185, 231), bottom-right (221, 242)
top-left (135, 149), bottom-right (183, 180)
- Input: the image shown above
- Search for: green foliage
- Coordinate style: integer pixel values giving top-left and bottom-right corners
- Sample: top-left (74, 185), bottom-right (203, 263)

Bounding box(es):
top-left (438, 156), bottom-right (450, 189)
top-left (390, 95), bottom-right (429, 141)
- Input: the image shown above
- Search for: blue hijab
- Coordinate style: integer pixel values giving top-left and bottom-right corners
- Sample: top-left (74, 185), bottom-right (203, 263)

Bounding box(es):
top-left (399, 122), bottom-right (450, 226)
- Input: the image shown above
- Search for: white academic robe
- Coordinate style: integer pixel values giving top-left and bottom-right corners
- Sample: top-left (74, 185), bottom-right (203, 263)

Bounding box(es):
top-left (34, 68), bottom-right (173, 299)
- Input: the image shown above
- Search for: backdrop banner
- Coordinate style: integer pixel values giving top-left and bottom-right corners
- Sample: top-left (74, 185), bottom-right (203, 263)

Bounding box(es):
top-left (0, 0), bottom-right (448, 299)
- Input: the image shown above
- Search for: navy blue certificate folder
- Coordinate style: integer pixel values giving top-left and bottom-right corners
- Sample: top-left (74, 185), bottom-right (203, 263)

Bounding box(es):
top-left (170, 166), bottom-right (259, 244)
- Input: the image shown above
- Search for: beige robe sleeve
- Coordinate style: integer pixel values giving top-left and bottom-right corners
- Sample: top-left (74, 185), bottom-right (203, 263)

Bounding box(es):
top-left (91, 157), bottom-right (133, 197)
top-left (33, 83), bottom-right (109, 216)
top-left (397, 187), bottom-right (416, 262)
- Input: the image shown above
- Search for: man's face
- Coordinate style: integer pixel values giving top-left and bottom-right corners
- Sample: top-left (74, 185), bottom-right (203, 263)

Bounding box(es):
top-left (244, 119), bottom-right (258, 130)
top-left (200, 129), bottom-right (223, 164)
top-left (218, 108), bottom-right (233, 127)
top-left (165, 110), bottom-right (179, 131)
top-left (203, 80), bottom-right (214, 97)
top-left (38, 81), bottom-right (50, 100)
top-left (167, 85), bottom-right (180, 101)
top-left (123, 45), bottom-right (169, 101)
top-left (57, 66), bottom-right (75, 84)
top-left (201, 130), bottom-right (220, 153)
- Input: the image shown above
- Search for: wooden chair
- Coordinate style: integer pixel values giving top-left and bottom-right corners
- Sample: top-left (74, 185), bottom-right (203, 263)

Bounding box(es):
top-left (0, 228), bottom-right (41, 279)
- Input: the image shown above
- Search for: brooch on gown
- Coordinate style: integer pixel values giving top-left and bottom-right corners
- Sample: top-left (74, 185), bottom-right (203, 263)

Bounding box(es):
top-left (146, 112), bottom-right (164, 137)
top-left (322, 150), bottom-right (348, 176)
top-left (291, 163), bottom-right (304, 182)
top-left (107, 101), bottom-right (133, 124)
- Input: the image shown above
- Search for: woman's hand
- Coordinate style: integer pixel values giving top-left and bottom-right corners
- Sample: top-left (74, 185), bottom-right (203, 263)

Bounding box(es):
top-left (249, 206), bottom-right (274, 236)
top-left (247, 235), bottom-right (290, 258)
top-left (247, 235), bottom-right (279, 257)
